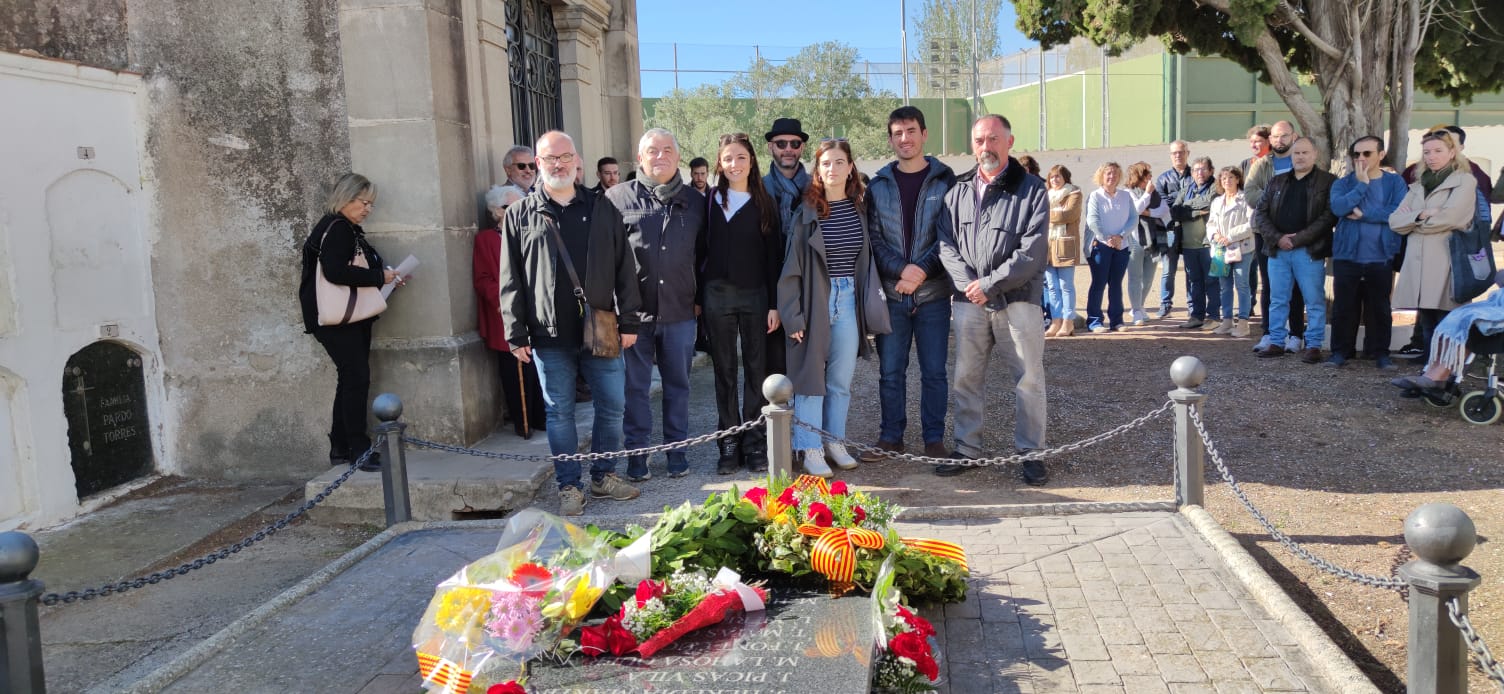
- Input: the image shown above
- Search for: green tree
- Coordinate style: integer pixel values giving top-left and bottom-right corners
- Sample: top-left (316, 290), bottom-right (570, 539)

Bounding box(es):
top-left (1009, 0), bottom-right (1504, 163)
top-left (645, 84), bottom-right (741, 163)
top-left (911, 0), bottom-right (1003, 98)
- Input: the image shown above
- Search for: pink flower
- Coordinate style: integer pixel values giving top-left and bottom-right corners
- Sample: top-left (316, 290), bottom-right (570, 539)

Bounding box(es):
top-left (830, 480), bottom-right (849, 495)
top-left (743, 487), bottom-right (768, 508)
top-left (807, 502), bottom-right (834, 527)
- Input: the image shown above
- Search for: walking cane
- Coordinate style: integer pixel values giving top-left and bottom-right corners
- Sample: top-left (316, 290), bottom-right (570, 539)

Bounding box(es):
top-left (517, 359), bottom-right (532, 439)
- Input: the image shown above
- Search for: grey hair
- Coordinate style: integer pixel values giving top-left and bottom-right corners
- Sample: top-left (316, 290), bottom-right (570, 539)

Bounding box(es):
top-left (485, 184), bottom-right (526, 213)
top-left (534, 130), bottom-right (574, 152)
top-left (637, 127), bottom-right (679, 155)
top-left (503, 145), bottom-right (533, 168)
top-left (326, 173), bottom-right (375, 214)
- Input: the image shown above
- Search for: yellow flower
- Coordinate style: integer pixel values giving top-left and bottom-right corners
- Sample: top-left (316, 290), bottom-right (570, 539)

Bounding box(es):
top-left (435, 587), bottom-right (492, 634)
top-left (562, 576), bottom-right (603, 621)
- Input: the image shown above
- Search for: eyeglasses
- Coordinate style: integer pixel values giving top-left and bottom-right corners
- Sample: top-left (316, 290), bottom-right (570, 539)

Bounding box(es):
top-left (771, 139), bottom-right (803, 150)
top-left (539, 153), bottom-right (576, 166)
top-left (1351, 150), bottom-right (1378, 158)
top-left (510, 161), bottom-right (537, 171)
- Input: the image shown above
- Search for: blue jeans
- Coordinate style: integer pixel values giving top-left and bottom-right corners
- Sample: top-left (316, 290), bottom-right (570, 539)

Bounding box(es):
top-left (532, 345), bottom-right (626, 490)
top-left (1043, 266), bottom-right (1077, 322)
top-left (875, 295), bottom-right (950, 445)
top-left (1268, 248), bottom-right (1327, 346)
top-left (793, 278), bottom-right (859, 451)
top-left (1126, 243), bottom-right (1158, 316)
top-left (1085, 243), bottom-right (1130, 330)
top-left (623, 318), bottom-right (697, 477)
top-left (1181, 247), bottom-right (1222, 321)
top-left (1159, 245), bottom-right (1182, 309)
top-left (1218, 254), bottom-right (1253, 320)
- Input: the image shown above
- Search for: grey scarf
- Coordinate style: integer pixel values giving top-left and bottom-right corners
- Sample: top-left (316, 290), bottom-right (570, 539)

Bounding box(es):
top-left (652, 173), bottom-right (685, 205)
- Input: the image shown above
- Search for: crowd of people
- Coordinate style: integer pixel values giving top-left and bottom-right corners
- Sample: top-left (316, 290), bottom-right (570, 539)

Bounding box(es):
top-left (301, 110), bottom-right (1504, 517)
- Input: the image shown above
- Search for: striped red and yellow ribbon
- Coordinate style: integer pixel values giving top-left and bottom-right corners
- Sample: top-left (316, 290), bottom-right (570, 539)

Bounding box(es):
top-left (901, 537), bottom-right (970, 573)
top-left (417, 652), bottom-right (473, 694)
top-left (797, 525), bottom-right (887, 582)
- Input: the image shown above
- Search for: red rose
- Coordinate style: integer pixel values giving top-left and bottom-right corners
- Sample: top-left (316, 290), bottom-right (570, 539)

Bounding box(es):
top-left (634, 579), bottom-right (668, 608)
top-left (807, 502), bottom-right (834, 527)
top-left (897, 606), bottom-right (935, 638)
top-left (487, 682), bottom-right (526, 694)
top-left (743, 487), bottom-right (768, 508)
top-left (579, 614), bottom-right (638, 657)
top-left (889, 631), bottom-right (938, 680)
top-left (852, 505), bottom-right (867, 523)
top-left (829, 480), bottom-right (849, 495)
top-left (776, 487), bottom-right (798, 507)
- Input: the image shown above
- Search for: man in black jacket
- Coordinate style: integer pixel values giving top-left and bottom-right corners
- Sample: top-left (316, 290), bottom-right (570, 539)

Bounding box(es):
top-left (606, 127), bottom-right (707, 482)
top-left (498, 130), bottom-right (643, 516)
top-left (1252, 137), bottom-right (1338, 364)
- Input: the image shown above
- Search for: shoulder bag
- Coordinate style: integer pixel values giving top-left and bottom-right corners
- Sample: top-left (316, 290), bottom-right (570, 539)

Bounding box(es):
top-left (315, 218), bottom-right (387, 326)
top-left (1449, 190), bottom-right (1497, 305)
top-left (545, 222), bottom-right (621, 358)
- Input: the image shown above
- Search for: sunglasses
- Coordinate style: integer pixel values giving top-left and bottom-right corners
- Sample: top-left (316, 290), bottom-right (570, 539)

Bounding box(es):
top-left (511, 161), bottom-right (537, 171)
top-left (770, 139), bottom-right (804, 150)
top-left (1351, 149), bottom-right (1379, 158)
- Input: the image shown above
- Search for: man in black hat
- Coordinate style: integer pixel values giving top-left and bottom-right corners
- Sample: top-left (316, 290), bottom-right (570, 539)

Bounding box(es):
top-left (762, 117), bottom-right (811, 379)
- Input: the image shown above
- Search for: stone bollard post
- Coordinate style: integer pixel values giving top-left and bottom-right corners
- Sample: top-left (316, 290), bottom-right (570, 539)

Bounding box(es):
top-left (0, 531), bottom-right (45, 693)
top-left (373, 393), bottom-right (411, 527)
top-left (1399, 503), bottom-right (1481, 694)
top-left (761, 375), bottom-right (795, 484)
top-left (1168, 356), bottom-right (1208, 508)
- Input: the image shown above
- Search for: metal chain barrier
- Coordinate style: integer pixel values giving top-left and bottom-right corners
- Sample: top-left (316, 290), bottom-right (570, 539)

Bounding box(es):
top-left (39, 438), bottom-right (383, 607)
top-left (1187, 406), bottom-right (1407, 592)
top-left (404, 415), bottom-right (767, 463)
top-left (1448, 597), bottom-right (1504, 690)
top-left (791, 400), bottom-right (1174, 468)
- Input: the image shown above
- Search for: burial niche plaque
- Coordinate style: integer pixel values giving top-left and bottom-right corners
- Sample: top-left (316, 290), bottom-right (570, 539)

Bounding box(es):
top-left (528, 591), bottom-right (876, 694)
top-left (63, 342), bottom-right (153, 496)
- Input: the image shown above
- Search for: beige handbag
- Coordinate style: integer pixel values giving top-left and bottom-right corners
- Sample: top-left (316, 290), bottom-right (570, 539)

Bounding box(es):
top-left (315, 220), bottom-right (387, 326)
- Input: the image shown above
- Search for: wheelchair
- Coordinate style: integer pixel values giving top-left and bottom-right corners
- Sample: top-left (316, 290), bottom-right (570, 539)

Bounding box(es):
top-left (1415, 328), bottom-right (1504, 425)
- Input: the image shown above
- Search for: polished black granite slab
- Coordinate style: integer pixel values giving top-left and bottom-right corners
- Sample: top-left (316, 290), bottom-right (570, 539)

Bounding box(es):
top-left (528, 591), bottom-right (875, 694)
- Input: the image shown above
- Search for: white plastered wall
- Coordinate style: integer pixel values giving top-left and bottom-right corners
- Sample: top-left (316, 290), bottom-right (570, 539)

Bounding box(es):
top-left (0, 50), bottom-right (169, 530)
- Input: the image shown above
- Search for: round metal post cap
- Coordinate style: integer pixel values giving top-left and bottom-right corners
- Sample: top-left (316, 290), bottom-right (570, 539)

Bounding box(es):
top-left (372, 393), bottom-right (404, 422)
top-left (762, 374), bottom-right (794, 406)
top-left (1404, 503), bottom-right (1476, 566)
top-left (0, 531), bottom-right (40, 583)
top-left (1170, 356), bottom-right (1207, 390)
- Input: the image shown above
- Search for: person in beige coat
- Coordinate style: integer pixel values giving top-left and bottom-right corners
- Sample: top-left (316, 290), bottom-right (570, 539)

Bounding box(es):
top-left (1044, 166), bottom-right (1083, 336)
top-left (1389, 129), bottom-right (1477, 363)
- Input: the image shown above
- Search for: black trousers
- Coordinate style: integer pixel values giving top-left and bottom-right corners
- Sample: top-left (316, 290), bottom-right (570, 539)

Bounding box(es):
top-left (496, 348), bottom-right (547, 435)
top-left (314, 319), bottom-right (374, 458)
top-left (1258, 250), bottom-right (1305, 337)
top-left (1416, 308), bottom-right (1450, 362)
top-left (704, 282), bottom-right (769, 449)
top-left (1330, 260), bottom-right (1393, 358)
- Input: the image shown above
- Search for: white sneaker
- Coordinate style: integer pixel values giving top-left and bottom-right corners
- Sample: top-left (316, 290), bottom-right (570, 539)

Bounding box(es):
top-left (1285, 336), bottom-right (1305, 352)
top-left (1253, 335), bottom-right (1272, 352)
top-left (1230, 319), bottom-right (1249, 338)
top-left (1131, 310), bottom-right (1149, 326)
top-left (825, 443), bottom-right (859, 470)
top-left (1211, 320), bottom-right (1231, 335)
top-left (801, 448), bottom-right (833, 478)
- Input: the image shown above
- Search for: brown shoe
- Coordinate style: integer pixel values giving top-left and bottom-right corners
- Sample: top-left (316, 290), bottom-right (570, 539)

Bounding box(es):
top-left (859, 440), bottom-right (903, 463)
top-left (923, 442), bottom-right (948, 459)
top-left (1257, 344), bottom-right (1287, 358)
top-left (1044, 319), bottom-right (1062, 337)
top-left (1058, 320), bottom-right (1075, 337)
top-left (1301, 347), bottom-right (1323, 364)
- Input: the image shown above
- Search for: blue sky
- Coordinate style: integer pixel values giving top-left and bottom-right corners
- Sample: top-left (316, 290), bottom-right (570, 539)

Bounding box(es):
top-left (635, 0), bottom-right (1034, 97)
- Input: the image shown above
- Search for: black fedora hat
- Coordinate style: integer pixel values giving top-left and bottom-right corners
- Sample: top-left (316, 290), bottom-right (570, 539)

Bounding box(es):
top-left (765, 118), bottom-right (809, 142)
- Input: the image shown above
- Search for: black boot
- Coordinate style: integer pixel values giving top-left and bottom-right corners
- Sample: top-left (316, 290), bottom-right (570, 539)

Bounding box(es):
top-left (742, 434), bottom-right (767, 473)
top-left (717, 438), bottom-right (742, 475)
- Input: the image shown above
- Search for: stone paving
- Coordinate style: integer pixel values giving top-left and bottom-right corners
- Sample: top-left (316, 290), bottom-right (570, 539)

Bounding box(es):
top-left (896, 512), bottom-right (1331, 694)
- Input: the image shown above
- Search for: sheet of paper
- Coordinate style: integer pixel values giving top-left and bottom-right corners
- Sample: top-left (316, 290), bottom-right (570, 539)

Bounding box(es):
top-left (380, 255), bottom-right (420, 300)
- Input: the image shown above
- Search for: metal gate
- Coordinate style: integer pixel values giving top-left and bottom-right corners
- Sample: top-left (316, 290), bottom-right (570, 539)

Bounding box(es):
top-left (506, 0), bottom-right (562, 147)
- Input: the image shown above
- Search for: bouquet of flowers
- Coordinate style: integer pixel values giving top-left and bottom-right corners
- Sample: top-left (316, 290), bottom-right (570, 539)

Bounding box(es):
top-left (578, 567), bottom-right (767, 658)
top-left (412, 509), bottom-right (617, 693)
top-left (747, 475), bottom-right (969, 602)
top-left (872, 556), bottom-right (943, 693)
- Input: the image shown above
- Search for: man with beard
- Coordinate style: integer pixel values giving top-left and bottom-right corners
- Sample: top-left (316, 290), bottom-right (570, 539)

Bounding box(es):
top-left (689, 157), bottom-right (711, 194)
top-left (762, 117), bottom-right (811, 378)
top-left (1246, 121), bottom-right (1307, 353)
top-left (1153, 141), bottom-right (1192, 319)
top-left (502, 145), bottom-right (537, 191)
top-left (498, 131), bottom-right (641, 516)
top-left (937, 114), bottom-right (1051, 486)
top-left (594, 157), bottom-right (621, 193)
top-left (606, 128), bottom-right (707, 481)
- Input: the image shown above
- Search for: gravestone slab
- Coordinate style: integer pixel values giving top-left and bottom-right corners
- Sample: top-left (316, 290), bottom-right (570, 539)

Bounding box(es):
top-left (62, 341), bottom-right (153, 496)
top-left (528, 591), bottom-right (876, 694)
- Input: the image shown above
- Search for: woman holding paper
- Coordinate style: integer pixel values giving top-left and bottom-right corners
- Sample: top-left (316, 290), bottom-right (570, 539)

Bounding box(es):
top-left (299, 173), bottom-right (402, 472)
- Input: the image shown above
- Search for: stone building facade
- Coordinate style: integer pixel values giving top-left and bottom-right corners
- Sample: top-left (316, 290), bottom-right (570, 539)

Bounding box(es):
top-left (0, 0), bottom-right (641, 529)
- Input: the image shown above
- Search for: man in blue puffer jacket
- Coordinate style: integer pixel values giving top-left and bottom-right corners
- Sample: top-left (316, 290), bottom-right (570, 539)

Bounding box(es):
top-left (860, 106), bottom-right (958, 466)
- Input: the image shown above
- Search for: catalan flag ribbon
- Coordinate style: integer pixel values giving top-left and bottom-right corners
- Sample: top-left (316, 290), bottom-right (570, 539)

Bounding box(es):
top-left (900, 538), bottom-right (970, 573)
top-left (417, 651), bottom-right (474, 694)
top-left (797, 525), bottom-right (887, 582)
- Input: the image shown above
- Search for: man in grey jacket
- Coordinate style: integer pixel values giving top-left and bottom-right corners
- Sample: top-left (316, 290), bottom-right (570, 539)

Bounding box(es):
top-left (861, 106), bottom-right (957, 464)
top-left (937, 114), bottom-right (1051, 486)
top-left (606, 127), bottom-right (707, 481)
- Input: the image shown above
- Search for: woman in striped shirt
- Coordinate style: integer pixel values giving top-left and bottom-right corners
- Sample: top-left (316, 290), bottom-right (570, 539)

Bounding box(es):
top-left (777, 139), bottom-right (891, 478)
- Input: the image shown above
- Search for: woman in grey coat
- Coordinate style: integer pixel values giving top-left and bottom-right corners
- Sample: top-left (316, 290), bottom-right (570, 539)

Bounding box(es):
top-left (778, 139), bottom-right (891, 478)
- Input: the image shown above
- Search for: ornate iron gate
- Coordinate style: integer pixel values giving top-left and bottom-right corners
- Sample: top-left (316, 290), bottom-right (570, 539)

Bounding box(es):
top-left (506, 0), bottom-right (562, 147)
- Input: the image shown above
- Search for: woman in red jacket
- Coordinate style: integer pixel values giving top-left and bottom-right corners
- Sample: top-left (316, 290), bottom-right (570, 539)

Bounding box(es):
top-left (475, 184), bottom-right (547, 437)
